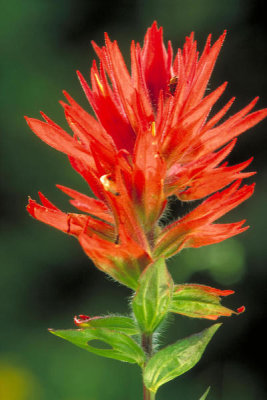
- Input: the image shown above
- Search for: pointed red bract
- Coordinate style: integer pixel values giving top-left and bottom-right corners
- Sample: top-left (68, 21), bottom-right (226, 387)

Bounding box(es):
top-left (154, 181), bottom-right (254, 258)
top-left (56, 184), bottom-right (114, 223)
top-left (26, 22), bottom-right (266, 288)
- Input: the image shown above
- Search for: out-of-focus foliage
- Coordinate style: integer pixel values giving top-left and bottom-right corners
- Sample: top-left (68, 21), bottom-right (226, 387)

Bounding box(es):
top-left (1, 0), bottom-right (267, 399)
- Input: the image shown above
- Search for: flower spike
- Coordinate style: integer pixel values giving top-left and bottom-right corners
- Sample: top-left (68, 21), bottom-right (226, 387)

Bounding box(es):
top-left (26, 23), bottom-right (266, 288)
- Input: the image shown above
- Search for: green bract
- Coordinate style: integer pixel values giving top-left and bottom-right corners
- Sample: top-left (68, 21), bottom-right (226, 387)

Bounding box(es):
top-left (50, 327), bottom-right (145, 366)
top-left (143, 324), bottom-right (221, 393)
top-left (132, 258), bottom-right (173, 333)
top-left (171, 284), bottom-right (237, 319)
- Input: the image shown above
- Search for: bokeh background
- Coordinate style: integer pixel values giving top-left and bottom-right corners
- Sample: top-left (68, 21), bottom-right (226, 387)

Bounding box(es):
top-left (1, 0), bottom-right (267, 399)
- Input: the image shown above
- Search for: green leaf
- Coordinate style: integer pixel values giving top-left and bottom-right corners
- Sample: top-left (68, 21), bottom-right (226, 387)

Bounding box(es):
top-left (199, 386), bottom-right (210, 400)
top-left (50, 327), bottom-right (145, 366)
top-left (143, 323), bottom-right (221, 393)
top-left (132, 258), bottom-right (173, 333)
top-left (171, 284), bottom-right (241, 320)
top-left (76, 315), bottom-right (139, 335)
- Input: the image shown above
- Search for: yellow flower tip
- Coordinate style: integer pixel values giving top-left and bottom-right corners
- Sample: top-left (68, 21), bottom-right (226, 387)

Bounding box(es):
top-left (151, 121), bottom-right (156, 137)
top-left (100, 174), bottom-right (119, 195)
top-left (94, 73), bottom-right (105, 95)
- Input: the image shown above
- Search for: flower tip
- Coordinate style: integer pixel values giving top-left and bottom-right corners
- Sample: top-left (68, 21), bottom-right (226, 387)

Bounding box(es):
top-left (238, 219), bottom-right (247, 229)
top-left (39, 111), bottom-right (49, 122)
top-left (219, 30), bottom-right (227, 42)
top-left (214, 30), bottom-right (227, 48)
top-left (76, 70), bottom-right (83, 80)
top-left (243, 224), bottom-right (250, 232)
top-left (223, 289), bottom-right (235, 296)
top-left (26, 198), bottom-right (36, 217)
top-left (91, 39), bottom-right (98, 49)
top-left (38, 191), bottom-right (47, 205)
top-left (104, 31), bottom-right (112, 45)
top-left (62, 90), bottom-right (74, 105)
top-left (74, 314), bottom-right (91, 326)
top-left (231, 96), bottom-right (236, 103)
top-left (24, 116), bottom-right (31, 125)
top-left (237, 306), bottom-right (245, 314)
top-left (250, 96), bottom-right (260, 108)
top-left (59, 100), bottom-right (67, 108)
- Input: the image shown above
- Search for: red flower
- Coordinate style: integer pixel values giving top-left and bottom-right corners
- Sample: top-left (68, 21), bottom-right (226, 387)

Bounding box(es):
top-left (26, 22), bottom-right (267, 289)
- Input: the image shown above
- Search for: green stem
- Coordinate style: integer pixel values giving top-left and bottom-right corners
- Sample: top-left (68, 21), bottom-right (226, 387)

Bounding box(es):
top-left (142, 333), bottom-right (155, 400)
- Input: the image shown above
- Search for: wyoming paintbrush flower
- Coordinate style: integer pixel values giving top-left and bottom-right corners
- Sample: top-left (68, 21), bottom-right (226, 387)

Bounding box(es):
top-left (26, 22), bottom-right (267, 290)
top-left (26, 23), bottom-right (267, 399)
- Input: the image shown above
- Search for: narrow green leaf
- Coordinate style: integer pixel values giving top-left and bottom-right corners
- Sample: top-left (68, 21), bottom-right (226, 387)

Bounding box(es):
top-left (171, 284), bottom-right (242, 320)
top-left (199, 386), bottom-right (210, 400)
top-left (50, 327), bottom-right (145, 366)
top-left (76, 315), bottom-right (139, 335)
top-left (143, 323), bottom-right (221, 393)
top-left (132, 258), bottom-right (173, 333)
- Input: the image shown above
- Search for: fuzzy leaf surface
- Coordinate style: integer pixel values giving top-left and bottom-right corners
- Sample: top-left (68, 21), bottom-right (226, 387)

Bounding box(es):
top-left (50, 327), bottom-right (145, 366)
top-left (143, 324), bottom-right (221, 393)
top-left (132, 258), bottom-right (173, 333)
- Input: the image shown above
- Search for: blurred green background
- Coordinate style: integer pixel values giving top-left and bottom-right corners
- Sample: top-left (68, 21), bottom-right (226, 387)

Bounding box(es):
top-left (1, 0), bottom-right (267, 399)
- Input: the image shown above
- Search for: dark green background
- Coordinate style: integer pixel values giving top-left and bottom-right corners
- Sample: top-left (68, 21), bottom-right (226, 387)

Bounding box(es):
top-left (1, 0), bottom-right (267, 399)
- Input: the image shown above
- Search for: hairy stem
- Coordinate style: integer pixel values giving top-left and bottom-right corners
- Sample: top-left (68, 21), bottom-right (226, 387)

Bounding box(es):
top-left (142, 333), bottom-right (155, 400)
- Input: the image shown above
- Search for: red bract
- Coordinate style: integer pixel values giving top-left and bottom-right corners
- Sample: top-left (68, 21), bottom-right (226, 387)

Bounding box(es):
top-left (154, 180), bottom-right (254, 258)
top-left (26, 22), bottom-right (267, 289)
